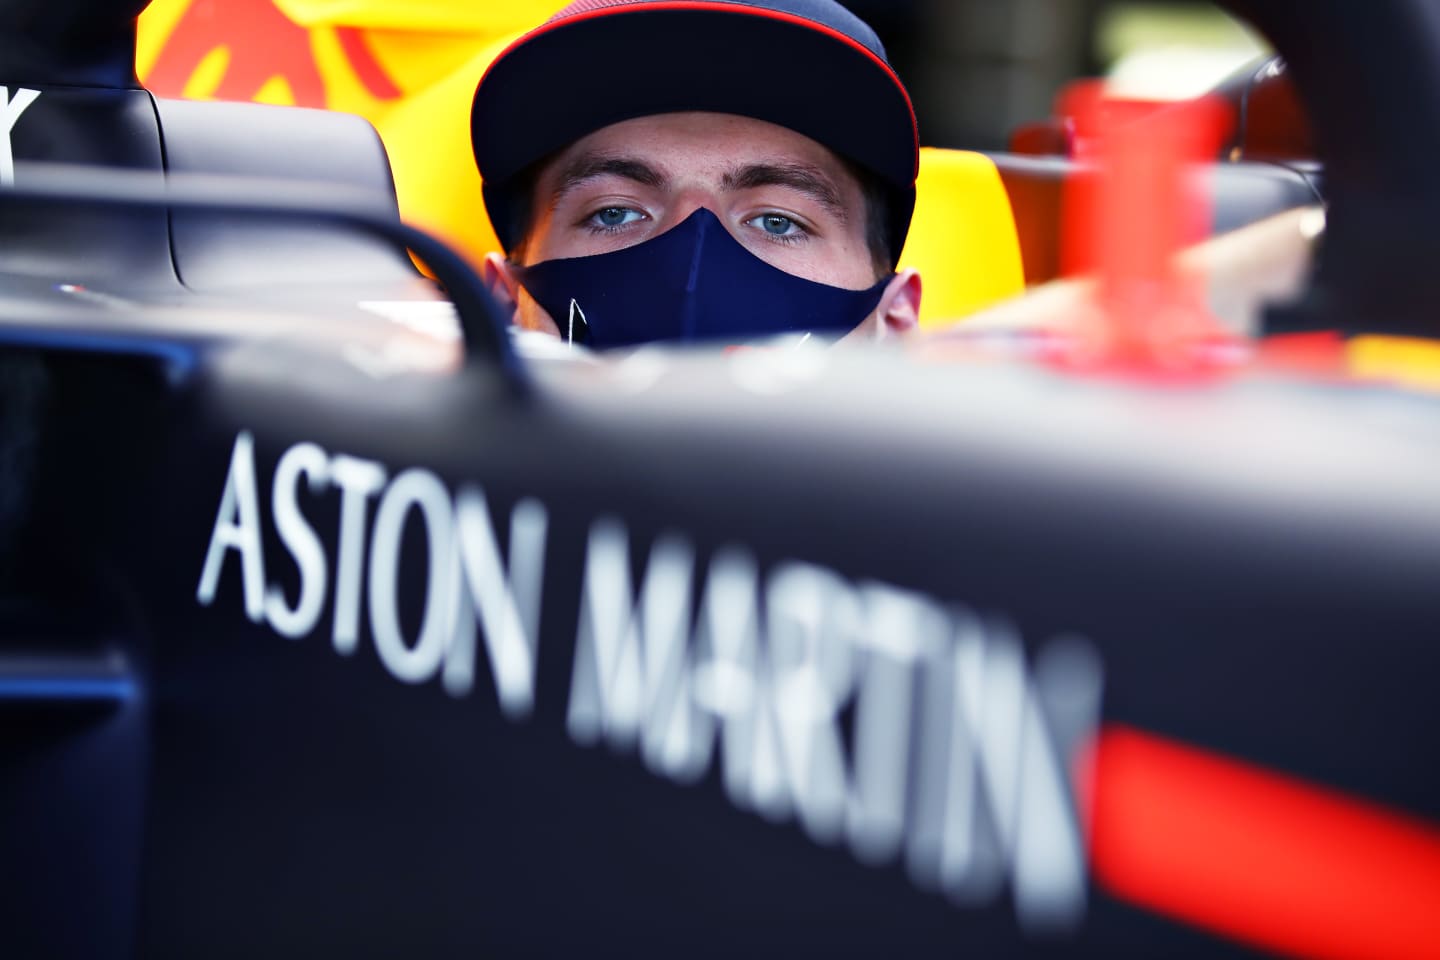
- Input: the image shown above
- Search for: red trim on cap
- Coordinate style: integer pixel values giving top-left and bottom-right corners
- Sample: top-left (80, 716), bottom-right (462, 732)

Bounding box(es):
top-left (477, 0), bottom-right (919, 180)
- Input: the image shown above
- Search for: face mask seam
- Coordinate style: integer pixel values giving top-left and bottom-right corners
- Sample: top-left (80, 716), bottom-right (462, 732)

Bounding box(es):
top-left (681, 211), bottom-right (712, 339)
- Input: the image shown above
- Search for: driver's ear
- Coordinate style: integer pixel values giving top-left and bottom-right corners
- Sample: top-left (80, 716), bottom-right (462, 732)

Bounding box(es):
top-left (482, 252), bottom-right (523, 324)
top-left (875, 268), bottom-right (922, 338)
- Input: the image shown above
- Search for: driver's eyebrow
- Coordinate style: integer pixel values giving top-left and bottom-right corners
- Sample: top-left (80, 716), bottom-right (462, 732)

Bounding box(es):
top-left (721, 162), bottom-right (848, 222)
top-left (549, 154), bottom-right (667, 208)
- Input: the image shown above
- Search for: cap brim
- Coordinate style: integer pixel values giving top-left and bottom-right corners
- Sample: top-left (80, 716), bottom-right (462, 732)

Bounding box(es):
top-left (472, 4), bottom-right (918, 260)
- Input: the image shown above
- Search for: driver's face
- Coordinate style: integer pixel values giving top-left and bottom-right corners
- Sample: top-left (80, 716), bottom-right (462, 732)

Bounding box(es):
top-left (511, 111), bottom-right (881, 334)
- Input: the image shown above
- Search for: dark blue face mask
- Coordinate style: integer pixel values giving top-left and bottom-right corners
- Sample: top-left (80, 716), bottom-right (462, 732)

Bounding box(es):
top-left (514, 208), bottom-right (891, 349)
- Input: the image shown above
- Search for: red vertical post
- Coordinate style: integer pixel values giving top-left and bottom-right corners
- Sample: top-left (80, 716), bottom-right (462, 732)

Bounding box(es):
top-left (1058, 82), bottom-right (1232, 371)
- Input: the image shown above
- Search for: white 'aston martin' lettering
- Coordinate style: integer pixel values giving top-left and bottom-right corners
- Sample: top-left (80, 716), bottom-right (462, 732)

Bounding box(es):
top-left (0, 87), bottom-right (40, 187)
top-left (197, 431), bottom-right (548, 718)
top-left (197, 430), bottom-right (1102, 933)
top-left (565, 520), bottom-right (1101, 932)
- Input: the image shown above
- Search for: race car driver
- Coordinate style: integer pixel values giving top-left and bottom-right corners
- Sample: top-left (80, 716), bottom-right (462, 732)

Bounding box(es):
top-left (470, 0), bottom-right (923, 349)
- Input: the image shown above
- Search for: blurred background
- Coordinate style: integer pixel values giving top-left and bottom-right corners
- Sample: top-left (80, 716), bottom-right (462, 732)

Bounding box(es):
top-left (138, 0), bottom-right (1271, 151)
top-left (850, 0), bottom-right (1268, 149)
top-left (135, 0), bottom-right (1274, 284)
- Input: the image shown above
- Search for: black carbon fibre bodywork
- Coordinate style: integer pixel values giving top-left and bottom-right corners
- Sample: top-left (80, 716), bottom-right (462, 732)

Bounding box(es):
top-left (0, 1), bottom-right (1437, 958)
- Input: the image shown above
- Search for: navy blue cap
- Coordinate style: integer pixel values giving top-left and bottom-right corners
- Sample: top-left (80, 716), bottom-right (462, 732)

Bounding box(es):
top-left (471, 0), bottom-right (919, 266)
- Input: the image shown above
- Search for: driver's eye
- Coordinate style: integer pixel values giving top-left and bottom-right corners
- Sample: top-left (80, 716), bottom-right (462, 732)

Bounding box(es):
top-left (596, 207), bottom-right (637, 227)
top-left (760, 214), bottom-right (796, 236)
top-left (746, 213), bottom-right (808, 243)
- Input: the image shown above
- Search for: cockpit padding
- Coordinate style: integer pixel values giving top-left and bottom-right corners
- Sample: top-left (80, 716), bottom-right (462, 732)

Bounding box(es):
top-left (0, 62), bottom-right (422, 299)
top-left (0, 87), bottom-right (175, 289)
top-left (153, 97), bottom-right (424, 295)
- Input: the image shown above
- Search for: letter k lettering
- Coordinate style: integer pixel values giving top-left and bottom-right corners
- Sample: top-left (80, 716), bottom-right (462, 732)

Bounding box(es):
top-left (0, 87), bottom-right (40, 187)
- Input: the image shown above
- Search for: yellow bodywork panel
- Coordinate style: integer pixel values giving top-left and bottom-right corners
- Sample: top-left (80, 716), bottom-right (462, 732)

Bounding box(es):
top-left (901, 148), bottom-right (1026, 328)
top-left (1348, 336), bottom-right (1440, 394)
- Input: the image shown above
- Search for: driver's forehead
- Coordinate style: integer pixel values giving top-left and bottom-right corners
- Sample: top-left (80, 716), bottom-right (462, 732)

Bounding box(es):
top-left (532, 112), bottom-right (863, 202)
